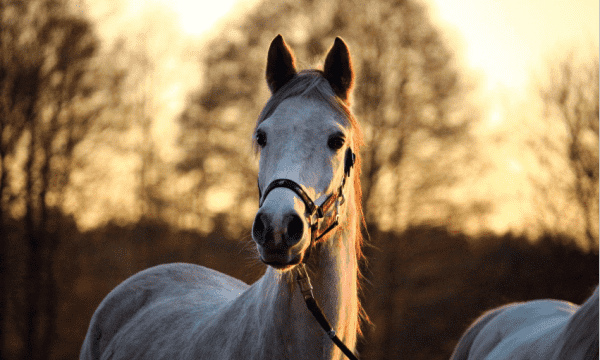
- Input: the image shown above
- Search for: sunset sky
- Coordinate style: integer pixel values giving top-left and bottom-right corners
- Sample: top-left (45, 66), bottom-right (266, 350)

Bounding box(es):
top-left (83, 0), bottom-right (598, 240)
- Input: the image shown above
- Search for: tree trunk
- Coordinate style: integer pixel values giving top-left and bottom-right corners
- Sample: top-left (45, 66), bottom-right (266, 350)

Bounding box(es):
top-left (0, 153), bottom-right (6, 360)
top-left (23, 126), bottom-right (41, 360)
top-left (22, 72), bottom-right (42, 360)
top-left (38, 137), bottom-right (53, 360)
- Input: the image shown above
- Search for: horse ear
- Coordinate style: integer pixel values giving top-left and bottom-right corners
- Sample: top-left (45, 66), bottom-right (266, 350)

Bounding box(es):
top-left (323, 37), bottom-right (354, 102)
top-left (266, 34), bottom-right (297, 94)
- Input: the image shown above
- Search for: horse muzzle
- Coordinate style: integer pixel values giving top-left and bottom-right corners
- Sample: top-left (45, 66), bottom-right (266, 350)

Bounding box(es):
top-left (252, 204), bottom-right (310, 269)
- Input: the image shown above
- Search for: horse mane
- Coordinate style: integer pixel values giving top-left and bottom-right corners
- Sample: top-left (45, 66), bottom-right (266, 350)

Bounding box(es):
top-left (555, 286), bottom-right (599, 359)
top-left (252, 69), bottom-right (369, 333)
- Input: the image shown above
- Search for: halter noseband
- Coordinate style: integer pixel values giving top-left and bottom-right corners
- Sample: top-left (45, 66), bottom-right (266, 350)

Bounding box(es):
top-left (257, 147), bottom-right (356, 252)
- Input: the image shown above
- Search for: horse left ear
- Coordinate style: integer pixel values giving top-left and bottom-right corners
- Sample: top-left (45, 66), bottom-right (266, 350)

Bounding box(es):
top-left (266, 34), bottom-right (297, 94)
top-left (323, 37), bottom-right (354, 102)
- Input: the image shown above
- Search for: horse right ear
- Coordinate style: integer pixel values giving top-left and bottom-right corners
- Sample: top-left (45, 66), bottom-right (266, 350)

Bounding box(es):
top-left (266, 35), bottom-right (297, 94)
top-left (323, 37), bottom-right (354, 103)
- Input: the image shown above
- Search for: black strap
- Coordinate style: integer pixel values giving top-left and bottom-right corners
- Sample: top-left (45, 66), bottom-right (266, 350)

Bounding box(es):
top-left (344, 147), bottom-right (355, 178)
top-left (297, 264), bottom-right (359, 360)
top-left (259, 178), bottom-right (323, 217)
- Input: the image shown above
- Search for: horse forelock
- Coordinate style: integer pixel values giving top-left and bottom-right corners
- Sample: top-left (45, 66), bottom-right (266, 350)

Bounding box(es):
top-left (252, 69), bottom-right (369, 335)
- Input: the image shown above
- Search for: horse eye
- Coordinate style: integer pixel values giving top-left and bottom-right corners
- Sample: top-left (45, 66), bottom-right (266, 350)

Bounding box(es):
top-left (327, 136), bottom-right (345, 150)
top-left (256, 131), bottom-right (267, 147)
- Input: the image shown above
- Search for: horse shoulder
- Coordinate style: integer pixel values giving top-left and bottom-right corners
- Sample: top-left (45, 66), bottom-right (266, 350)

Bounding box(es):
top-left (80, 263), bottom-right (249, 360)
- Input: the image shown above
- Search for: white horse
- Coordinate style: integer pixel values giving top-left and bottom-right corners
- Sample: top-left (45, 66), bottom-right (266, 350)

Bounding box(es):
top-left (451, 286), bottom-right (599, 360)
top-left (80, 35), bottom-right (367, 360)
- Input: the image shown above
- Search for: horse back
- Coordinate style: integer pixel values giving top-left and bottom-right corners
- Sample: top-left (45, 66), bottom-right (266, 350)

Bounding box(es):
top-left (450, 304), bottom-right (509, 360)
top-left (80, 263), bottom-right (249, 360)
top-left (452, 299), bottom-right (579, 360)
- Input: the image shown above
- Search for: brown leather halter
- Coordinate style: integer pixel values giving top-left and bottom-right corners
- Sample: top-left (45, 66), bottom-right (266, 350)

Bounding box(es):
top-left (257, 147), bottom-right (355, 257)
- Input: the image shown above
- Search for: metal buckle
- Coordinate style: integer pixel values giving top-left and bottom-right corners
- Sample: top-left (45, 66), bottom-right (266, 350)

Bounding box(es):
top-left (296, 264), bottom-right (314, 300)
top-left (334, 195), bottom-right (343, 223)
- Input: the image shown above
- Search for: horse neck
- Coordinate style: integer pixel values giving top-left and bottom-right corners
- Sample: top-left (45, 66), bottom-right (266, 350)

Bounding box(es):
top-left (307, 181), bottom-right (361, 348)
top-left (255, 181), bottom-right (360, 359)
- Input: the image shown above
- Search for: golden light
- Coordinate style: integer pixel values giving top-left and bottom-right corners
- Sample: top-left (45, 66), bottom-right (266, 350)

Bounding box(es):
top-left (507, 159), bottom-right (523, 174)
top-left (79, 0), bottom-right (597, 238)
top-left (487, 103), bottom-right (503, 129)
top-left (167, 0), bottom-right (240, 35)
top-left (431, 0), bottom-right (599, 94)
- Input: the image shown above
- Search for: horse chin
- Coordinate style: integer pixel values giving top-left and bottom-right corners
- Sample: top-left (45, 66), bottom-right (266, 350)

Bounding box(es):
top-left (259, 251), bottom-right (304, 272)
top-left (262, 260), bottom-right (299, 272)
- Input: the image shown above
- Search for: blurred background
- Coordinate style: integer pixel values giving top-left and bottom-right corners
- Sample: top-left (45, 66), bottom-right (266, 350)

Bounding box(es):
top-left (0, 0), bottom-right (598, 359)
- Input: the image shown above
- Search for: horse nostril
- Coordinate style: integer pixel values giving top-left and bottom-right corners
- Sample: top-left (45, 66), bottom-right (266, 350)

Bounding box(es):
top-left (252, 213), bottom-right (267, 245)
top-left (285, 214), bottom-right (304, 245)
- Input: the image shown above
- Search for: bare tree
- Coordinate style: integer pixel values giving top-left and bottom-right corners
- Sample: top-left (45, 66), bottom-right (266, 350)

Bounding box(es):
top-left (129, 36), bottom-right (167, 221)
top-left (0, 1), bottom-right (103, 358)
top-left (0, 3), bottom-right (35, 356)
top-left (0, 3), bottom-right (44, 358)
top-left (534, 51), bottom-right (599, 250)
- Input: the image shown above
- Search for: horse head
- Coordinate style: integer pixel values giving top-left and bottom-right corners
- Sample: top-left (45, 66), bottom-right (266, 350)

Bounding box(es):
top-left (252, 35), bottom-right (359, 271)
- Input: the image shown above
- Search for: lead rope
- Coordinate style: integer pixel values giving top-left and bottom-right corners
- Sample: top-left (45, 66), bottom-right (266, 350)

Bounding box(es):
top-left (296, 263), bottom-right (359, 360)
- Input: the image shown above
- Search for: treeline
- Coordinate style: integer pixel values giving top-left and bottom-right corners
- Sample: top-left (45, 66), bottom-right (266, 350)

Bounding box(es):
top-left (2, 212), bottom-right (597, 359)
top-left (0, 1), bottom-right (120, 359)
top-left (361, 226), bottom-right (598, 360)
